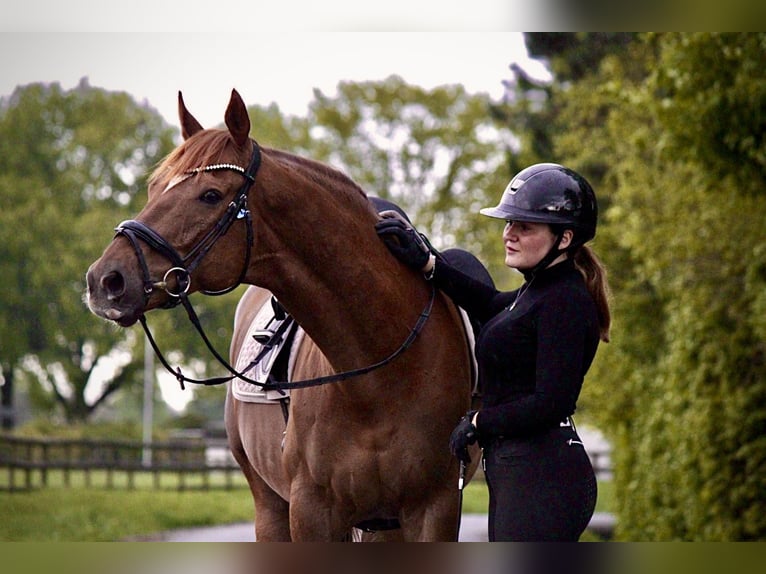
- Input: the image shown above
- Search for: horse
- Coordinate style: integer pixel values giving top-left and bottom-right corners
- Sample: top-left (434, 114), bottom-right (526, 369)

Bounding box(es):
top-left (86, 89), bottom-right (479, 541)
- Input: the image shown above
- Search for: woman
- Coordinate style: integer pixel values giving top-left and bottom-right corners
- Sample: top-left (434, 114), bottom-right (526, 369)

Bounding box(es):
top-left (375, 163), bottom-right (611, 541)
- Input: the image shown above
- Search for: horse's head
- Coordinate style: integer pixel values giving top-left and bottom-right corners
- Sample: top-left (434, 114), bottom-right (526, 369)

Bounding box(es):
top-left (86, 89), bottom-right (258, 326)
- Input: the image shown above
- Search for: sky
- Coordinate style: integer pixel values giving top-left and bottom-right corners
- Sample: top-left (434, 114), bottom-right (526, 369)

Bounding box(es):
top-left (2, 0), bottom-right (536, 33)
top-left (0, 32), bottom-right (544, 129)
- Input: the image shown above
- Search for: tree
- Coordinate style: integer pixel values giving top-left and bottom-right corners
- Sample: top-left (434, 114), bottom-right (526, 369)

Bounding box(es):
top-left (610, 32), bottom-right (766, 541)
top-left (520, 33), bottom-right (766, 540)
top-left (0, 80), bottom-right (176, 423)
top-left (302, 75), bottom-right (519, 284)
top-left (650, 33), bottom-right (766, 195)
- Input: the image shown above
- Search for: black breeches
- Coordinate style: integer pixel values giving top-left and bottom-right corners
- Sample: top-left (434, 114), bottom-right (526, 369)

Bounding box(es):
top-left (483, 426), bottom-right (597, 542)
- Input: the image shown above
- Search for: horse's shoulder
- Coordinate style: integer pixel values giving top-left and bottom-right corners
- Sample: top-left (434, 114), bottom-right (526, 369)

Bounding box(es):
top-left (291, 333), bottom-right (333, 380)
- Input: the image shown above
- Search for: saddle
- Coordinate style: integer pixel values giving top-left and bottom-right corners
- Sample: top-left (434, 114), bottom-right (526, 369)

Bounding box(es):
top-left (231, 297), bottom-right (304, 403)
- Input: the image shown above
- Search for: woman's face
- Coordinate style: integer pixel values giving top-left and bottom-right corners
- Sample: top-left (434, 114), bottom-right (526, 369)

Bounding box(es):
top-left (503, 221), bottom-right (570, 271)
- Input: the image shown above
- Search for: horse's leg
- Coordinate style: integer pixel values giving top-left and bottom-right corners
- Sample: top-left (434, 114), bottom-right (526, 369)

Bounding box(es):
top-left (246, 469), bottom-right (292, 541)
top-left (399, 504), bottom-right (461, 541)
top-left (397, 479), bottom-right (464, 541)
top-left (225, 390), bottom-right (291, 541)
top-left (288, 483), bottom-right (347, 542)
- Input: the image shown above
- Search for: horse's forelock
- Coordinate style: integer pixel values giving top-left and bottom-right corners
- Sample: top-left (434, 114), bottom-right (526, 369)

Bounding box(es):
top-left (149, 130), bottom-right (237, 187)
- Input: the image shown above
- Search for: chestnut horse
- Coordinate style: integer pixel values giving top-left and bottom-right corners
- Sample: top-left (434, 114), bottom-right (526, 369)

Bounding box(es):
top-left (86, 89), bottom-right (476, 541)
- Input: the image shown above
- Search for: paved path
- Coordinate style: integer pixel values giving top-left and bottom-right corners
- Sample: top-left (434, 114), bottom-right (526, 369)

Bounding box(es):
top-left (150, 513), bottom-right (614, 542)
top-left (152, 514), bottom-right (489, 542)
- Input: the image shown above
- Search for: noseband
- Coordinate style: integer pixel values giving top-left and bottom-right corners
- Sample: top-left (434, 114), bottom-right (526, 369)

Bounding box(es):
top-left (115, 141), bottom-right (262, 306)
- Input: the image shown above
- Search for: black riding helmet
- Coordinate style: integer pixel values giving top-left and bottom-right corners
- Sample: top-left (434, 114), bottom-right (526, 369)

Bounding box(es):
top-left (480, 163), bottom-right (598, 248)
top-left (481, 163), bottom-right (598, 278)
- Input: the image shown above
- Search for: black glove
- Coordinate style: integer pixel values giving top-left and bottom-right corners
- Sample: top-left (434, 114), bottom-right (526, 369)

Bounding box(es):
top-left (375, 213), bottom-right (432, 271)
top-left (449, 410), bottom-right (479, 464)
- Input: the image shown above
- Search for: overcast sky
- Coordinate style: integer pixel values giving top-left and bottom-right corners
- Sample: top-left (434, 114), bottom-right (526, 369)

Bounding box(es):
top-left (2, 0), bottom-right (535, 33)
top-left (0, 32), bottom-right (547, 130)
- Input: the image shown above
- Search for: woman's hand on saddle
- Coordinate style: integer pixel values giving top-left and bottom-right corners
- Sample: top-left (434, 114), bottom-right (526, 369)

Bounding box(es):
top-left (375, 211), bottom-right (434, 272)
top-left (449, 410), bottom-right (480, 464)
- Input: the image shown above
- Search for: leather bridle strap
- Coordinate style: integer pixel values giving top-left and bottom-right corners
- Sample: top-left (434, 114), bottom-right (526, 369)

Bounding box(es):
top-left (141, 283), bottom-right (436, 392)
top-left (114, 141), bottom-right (261, 306)
top-left (260, 285), bottom-right (436, 392)
top-left (117, 220), bottom-right (190, 306)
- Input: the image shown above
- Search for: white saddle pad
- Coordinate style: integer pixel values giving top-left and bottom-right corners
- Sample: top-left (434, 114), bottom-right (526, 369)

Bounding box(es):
top-left (232, 299), bottom-right (305, 404)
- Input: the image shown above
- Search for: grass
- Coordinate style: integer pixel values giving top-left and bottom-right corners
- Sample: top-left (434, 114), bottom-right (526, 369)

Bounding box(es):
top-left (0, 470), bottom-right (614, 541)
top-left (0, 486), bottom-right (255, 541)
top-left (1, 467), bottom-right (249, 491)
top-left (0, 468), bottom-right (254, 541)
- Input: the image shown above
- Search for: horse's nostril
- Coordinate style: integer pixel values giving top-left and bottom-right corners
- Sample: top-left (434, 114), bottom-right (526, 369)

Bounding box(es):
top-left (101, 270), bottom-right (126, 301)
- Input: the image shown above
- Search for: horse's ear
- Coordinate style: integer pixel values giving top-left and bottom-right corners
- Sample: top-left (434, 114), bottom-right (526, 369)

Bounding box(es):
top-left (225, 89), bottom-right (251, 147)
top-left (178, 91), bottom-right (204, 140)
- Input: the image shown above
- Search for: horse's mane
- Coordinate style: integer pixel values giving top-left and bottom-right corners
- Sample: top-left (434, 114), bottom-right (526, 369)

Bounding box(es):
top-left (150, 130), bottom-right (370, 210)
top-left (265, 147), bottom-right (369, 205)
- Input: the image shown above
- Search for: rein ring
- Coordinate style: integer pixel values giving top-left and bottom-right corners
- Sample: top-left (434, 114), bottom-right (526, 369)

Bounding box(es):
top-left (158, 266), bottom-right (191, 298)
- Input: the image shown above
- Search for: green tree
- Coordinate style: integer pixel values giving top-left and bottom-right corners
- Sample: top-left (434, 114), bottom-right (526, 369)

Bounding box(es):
top-left (650, 33), bottom-right (766, 195)
top-left (613, 32), bottom-right (766, 541)
top-left (0, 80), bottom-right (176, 423)
top-left (302, 75), bottom-right (519, 284)
top-left (523, 32), bottom-right (766, 539)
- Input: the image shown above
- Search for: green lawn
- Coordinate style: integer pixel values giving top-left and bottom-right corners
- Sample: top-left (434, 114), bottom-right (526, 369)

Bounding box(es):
top-left (0, 486), bottom-right (255, 541)
top-left (0, 470), bottom-right (614, 541)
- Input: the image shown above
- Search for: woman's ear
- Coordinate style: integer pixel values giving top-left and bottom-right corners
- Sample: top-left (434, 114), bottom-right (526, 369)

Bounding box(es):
top-left (559, 229), bottom-right (574, 250)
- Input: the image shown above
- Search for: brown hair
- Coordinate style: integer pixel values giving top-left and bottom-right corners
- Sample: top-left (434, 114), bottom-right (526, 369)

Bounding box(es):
top-left (573, 245), bottom-right (612, 342)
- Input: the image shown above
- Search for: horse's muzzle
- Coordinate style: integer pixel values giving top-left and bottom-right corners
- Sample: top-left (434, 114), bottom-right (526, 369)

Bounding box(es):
top-left (85, 260), bottom-right (145, 327)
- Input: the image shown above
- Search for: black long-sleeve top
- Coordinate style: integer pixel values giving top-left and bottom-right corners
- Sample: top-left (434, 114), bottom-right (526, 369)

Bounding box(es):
top-left (433, 257), bottom-right (600, 439)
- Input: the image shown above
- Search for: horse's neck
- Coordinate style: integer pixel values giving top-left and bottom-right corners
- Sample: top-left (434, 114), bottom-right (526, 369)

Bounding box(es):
top-left (249, 178), bottom-right (421, 375)
top-left (271, 238), bottom-right (420, 376)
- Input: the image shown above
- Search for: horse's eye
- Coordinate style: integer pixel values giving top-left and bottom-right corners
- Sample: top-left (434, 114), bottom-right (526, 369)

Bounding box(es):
top-left (199, 189), bottom-right (223, 205)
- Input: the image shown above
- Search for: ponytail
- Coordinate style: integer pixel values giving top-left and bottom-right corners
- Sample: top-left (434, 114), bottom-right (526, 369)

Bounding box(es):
top-left (573, 245), bottom-right (611, 342)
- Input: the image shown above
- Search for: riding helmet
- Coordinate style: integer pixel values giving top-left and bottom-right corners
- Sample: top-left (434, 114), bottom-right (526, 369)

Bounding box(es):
top-left (480, 163), bottom-right (598, 245)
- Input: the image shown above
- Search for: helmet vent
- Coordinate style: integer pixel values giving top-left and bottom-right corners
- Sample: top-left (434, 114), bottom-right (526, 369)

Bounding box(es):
top-left (509, 178), bottom-right (525, 193)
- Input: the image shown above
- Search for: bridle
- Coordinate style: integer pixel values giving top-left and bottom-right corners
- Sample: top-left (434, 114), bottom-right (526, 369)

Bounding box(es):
top-left (116, 142), bottom-right (262, 306)
top-left (114, 139), bottom-right (436, 392)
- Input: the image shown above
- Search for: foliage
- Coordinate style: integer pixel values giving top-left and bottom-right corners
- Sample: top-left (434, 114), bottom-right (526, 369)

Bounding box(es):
top-left (649, 33), bottom-right (766, 194)
top-left (304, 76), bottom-right (520, 286)
top-left (523, 32), bottom-right (766, 540)
top-left (0, 80), bottom-right (177, 423)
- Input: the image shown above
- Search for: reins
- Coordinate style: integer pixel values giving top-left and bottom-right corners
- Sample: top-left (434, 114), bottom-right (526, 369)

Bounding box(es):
top-left (143, 283), bottom-right (436, 392)
top-left (116, 139), bottom-right (437, 392)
